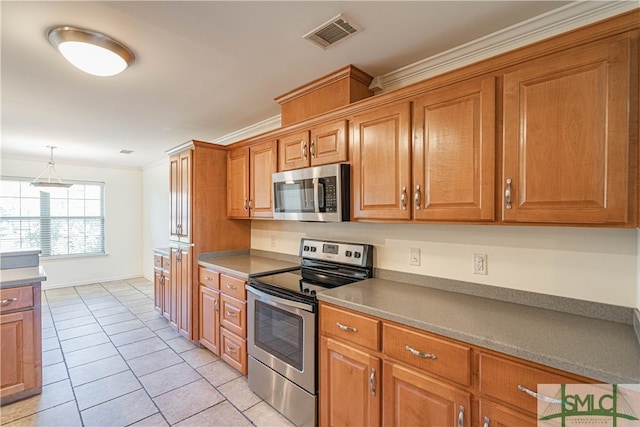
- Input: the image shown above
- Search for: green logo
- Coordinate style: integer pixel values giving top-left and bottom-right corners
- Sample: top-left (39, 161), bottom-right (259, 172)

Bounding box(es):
top-left (539, 384), bottom-right (640, 427)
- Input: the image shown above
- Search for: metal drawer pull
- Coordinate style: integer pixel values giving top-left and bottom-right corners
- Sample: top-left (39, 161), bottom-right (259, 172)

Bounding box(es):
top-left (369, 368), bottom-right (376, 396)
top-left (214, 300), bottom-right (219, 312)
top-left (405, 345), bottom-right (436, 359)
top-left (517, 385), bottom-right (562, 403)
top-left (336, 322), bottom-right (357, 332)
top-left (414, 185), bottom-right (421, 210)
top-left (226, 284), bottom-right (237, 290)
top-left (225, 310), bottom-right (237, 318)
top-left (483, 416), bottom-right (490, 427)
top-left (505, 179), bottom-right (512, 210)
top-left (225, 346), bottom-right (236, 354)
top-left (204, 276), bottom-right (214, 281)
top-left (1, 297), bottom-right (18, 305)
top-left (457, 405), bottom-right (464, 427)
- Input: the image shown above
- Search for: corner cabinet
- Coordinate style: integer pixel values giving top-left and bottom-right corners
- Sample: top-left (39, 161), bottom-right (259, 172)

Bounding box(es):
top-left (227, 139), bottom-right (277, 218)
top-left (502, 34), bottom-right (634, 225)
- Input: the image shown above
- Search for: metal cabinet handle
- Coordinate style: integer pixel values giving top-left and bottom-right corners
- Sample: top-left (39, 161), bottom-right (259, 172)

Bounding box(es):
top-left (225, 346), bottom-right (236, 354)
top-left (204, 276), bottom-right (214, 282)
top-left (518, 385), bottom-right (562, 403)
top-left (405, 345), bottom-right (436, 359)
top-left (414, 185), bottom-right (421, 210)
top-left (310, 140), bottom-right (315, 158)
top-left (336, 322), bottom-right (358, 332)
top-left (457, 405), bottom-right (465, 427)
top-left (226, 284), bottom-right (237, 290)
top-left (225, 310), bottom-right (237, 318)
top-left (483, 416), bottom-right (490, 427)
top-left (302, 141), bottom-right (308, 160)
top-left (214, 299), bottom-right (219, 312)
top-left (243, 199), bottom-right (248, 211)
top-left (401, 186), bottom-right (407, 211)
top-left (505, 178), bottom-right (512, 210)
top-left (248, 199), bottom-right (253, 210)
top-left (1, 297), bottom-right (18, 306)
top-left (369, 368), bottom-right (376, 396)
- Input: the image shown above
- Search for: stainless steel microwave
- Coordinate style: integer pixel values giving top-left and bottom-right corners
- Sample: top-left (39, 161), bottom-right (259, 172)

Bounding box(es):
top-left (272, 163), bottom-right (349, 222)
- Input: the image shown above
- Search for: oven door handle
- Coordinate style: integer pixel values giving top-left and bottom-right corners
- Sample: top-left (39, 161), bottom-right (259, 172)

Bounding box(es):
top-left (246, 285), bottom-right (315, 313)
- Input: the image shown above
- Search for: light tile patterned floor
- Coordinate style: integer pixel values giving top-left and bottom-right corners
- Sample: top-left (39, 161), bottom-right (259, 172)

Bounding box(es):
top-left (0, 278), bottom-right (296, 427)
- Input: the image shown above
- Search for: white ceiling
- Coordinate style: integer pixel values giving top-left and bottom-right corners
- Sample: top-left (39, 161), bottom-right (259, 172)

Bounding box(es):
top-left (0, 1), bottom-right (610, 169)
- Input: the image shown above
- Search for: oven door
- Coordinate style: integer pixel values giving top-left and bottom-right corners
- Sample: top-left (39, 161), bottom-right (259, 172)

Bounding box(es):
top-left (246, 284), bottom-right (316, 394)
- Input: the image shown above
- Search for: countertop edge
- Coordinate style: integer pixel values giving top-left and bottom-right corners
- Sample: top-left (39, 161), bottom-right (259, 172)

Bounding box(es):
top-left (0, 265), bottom-right (47, 288)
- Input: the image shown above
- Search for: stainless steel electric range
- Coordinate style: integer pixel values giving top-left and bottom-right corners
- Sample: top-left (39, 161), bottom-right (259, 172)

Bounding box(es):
top-left (246, 238), bottom-right (374, 427)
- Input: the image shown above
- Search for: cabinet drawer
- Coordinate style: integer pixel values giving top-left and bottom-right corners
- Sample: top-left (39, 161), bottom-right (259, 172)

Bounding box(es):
top-left (383, 322), bottom-right (471, 386)
top-left (162, 257), bottom-right (170, 271)
top-left (220, 328), bottom-right (247, 375)
top-left (479, 353), bottom-right (585, 415)
top-left (199, 267), bottom-right (219, 289)
top-left (0, 286), bottom-right (34, 313)
top-left (154, 254), bottom-right (162, 268)
top-left (320, 304), bottom-right (380, 351)
top-left (220, 274), bottom-right (246, 300)
top-left (220, 293), bottom-right (246, 337)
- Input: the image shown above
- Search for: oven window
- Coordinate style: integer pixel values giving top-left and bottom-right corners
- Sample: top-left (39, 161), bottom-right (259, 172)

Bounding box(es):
top-left (254, 300), bottom-right (304, 371)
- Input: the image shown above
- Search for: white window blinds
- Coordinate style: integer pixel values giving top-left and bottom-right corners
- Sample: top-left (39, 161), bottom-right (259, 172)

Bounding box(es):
top-left (0, 177), bottom-right (105, 257)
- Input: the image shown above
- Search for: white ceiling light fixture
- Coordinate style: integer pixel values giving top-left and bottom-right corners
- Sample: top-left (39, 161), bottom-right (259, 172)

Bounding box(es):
top-left (31, 146), bottom-right (72, 189)
top-left (47, 26), bottom-right (135, 77)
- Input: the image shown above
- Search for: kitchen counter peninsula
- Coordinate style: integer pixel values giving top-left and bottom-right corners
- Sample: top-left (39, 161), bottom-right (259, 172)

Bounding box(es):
top-left (317, 278), bottom-right (640, 384)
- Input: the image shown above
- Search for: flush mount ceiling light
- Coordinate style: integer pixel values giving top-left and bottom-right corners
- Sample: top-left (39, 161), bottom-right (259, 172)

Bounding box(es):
top-left (47, 26), bottom-right (135, 77)
top-left (31, 146), bottom-right (72, 189)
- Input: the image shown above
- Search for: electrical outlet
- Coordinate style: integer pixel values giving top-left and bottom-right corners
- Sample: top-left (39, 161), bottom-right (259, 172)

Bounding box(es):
top-left (410, 248), bottom-right (421, 266)
top-left (270, 234), bottom-right (276, 247)
top-left (473, 254), bottom-right (487, 275)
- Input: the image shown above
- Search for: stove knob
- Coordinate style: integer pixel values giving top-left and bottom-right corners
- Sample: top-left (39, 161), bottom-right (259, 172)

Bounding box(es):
top-left (345, 250), bottom-right (352, 257)
top-left (310, 290), bottom-right (317, 296)
top-left (303, 245), bottom-right (310, 252)
top-left (354, 251), bottom-right (361, 259)
top-left (310, 246), bottom-right (317, 252)
top-left (303, 288), bottom-right (310, 293)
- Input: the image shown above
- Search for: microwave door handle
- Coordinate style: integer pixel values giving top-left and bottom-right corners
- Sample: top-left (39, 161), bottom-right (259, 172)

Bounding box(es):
top-left (313, 178), bottom-right (320, 212)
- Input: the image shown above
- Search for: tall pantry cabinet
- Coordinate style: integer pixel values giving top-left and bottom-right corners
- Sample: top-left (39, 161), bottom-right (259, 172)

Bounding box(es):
top-left (167, 140), bottom-right (251, 341)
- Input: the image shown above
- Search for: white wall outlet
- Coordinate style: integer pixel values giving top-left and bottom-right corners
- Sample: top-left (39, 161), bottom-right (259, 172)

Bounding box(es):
top-left (410, 248), bottom-right (421, 266)
top-left (473, 254), bottom-right (487, 275)
top-left (270, 234), bottom-right (276, 247)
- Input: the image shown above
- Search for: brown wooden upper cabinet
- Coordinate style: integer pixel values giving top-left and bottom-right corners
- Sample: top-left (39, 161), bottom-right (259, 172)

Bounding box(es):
top-left (413, 77), bottom-right (496, 222)
top-left (352, 102), bottom-right (412, 220)
top-left (227, 139), bottom-right (277, 218)
top-left (502, 34), bottom-right (633, 225)
top-left (278, 120), bottom-right (348, 171)
top-left (169, 149), bottom-right (192, 242)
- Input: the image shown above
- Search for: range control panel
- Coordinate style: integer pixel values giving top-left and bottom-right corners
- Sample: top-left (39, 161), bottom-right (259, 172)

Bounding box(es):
top-left (299, 238), bottom-right (373, 267)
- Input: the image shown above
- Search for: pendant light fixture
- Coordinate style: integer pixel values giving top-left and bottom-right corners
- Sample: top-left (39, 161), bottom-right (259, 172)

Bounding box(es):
top-left (31, 146), bottom-right (72, 189)
top-left (47, 26), bottom-right (135, 77)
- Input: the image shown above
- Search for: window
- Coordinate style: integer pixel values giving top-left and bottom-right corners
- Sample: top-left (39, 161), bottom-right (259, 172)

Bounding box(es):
top-left (0, 177), bottom-right (105, 257)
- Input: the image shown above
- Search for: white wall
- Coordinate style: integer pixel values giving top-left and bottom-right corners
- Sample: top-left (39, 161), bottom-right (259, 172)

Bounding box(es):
top-left (1, 157), bottom-right (143, 289)
top-left (142, 159), bottom-right (170, 281)
top-left (252, 221), bottom-right (639, 308)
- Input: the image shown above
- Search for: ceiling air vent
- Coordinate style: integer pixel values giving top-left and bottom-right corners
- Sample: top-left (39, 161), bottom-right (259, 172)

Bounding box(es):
top-left (303, 14), bottom-right (361, 49)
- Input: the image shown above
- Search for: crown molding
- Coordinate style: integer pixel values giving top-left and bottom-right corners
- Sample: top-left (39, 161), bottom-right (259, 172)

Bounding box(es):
top-left (209, 115), bottom-right (282, 146)
top-left (369, 1), bottom-right (639, 93)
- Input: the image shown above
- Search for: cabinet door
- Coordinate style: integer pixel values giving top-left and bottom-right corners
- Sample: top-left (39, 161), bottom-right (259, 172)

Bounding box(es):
top-left (383, 361), bottom-right (471, 427)
top-left (177, 247), bottom-right (192, 338)
top-left (169, 249), bottom-right (180, 329)
top-left (413, 77), bottom-right (495, 221)
top-left (352, 102), bottom-right (412, 220)
top-left (278, 131), bottom-right (310, 171)
top-left (169, 154), bottom-right (180, 239)
top-left (479, 399), bottom-right (536, 427)
top-left (310, 120), bottom-right (348, 166)
top-left (162, 272), bottom-right (171, 321)
top-left (250, 140), bottom-right (277, 218)
top-left (502, 35), bottom-right (631, 224)
top-left (227, 147), bottom-right (250, 218)
top-left (1, 310), bottom-right (36, 397)
top-left (153, 268), bottom-right (163, 313)
top-left (178, 150), bottom-right (192, 242)
top-left (320, 337), bottom-right (381, 427)
top-left (199, 286), bottom-right (220, 356)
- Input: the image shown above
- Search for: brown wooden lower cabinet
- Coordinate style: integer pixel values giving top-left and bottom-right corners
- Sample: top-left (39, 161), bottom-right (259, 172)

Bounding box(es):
top-left (319, 302), bottom-right (594, 427)
top-left (199, 285), bottom-right (220, 355)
